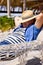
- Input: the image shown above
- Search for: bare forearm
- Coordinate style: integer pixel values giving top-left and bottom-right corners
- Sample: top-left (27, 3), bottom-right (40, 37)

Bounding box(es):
top-left (35, 21), bottom-right (42, 29)
top-left (35, 13), bottom-right (43, 29)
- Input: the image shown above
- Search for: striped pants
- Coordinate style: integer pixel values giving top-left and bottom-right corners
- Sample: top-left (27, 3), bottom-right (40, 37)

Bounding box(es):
top-left (0, 28), bottom-right (26, 45)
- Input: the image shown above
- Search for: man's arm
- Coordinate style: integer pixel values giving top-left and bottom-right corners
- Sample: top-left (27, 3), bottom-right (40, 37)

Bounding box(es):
top-left (35, 13), bottom-right (43, 29)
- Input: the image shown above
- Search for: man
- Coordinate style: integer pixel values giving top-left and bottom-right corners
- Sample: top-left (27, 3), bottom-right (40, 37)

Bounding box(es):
top-left (24, 11), bottom-right (43, 41)
top-left (0, 10), bottom-right (43, 45)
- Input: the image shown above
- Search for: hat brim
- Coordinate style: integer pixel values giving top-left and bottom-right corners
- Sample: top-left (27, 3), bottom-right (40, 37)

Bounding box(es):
top-left (21, 15), bottom-right (38, 23)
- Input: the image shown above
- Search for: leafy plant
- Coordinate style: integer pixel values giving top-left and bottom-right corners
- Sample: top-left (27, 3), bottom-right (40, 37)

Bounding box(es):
top-left (0, 16), bottom-right (15, 32)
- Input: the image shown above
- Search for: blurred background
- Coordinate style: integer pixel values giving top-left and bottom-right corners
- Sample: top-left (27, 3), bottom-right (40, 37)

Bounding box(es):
top-left (0, 0), bottom-right (43, 17)
top-left (0, 0), bottom-right (43, 31)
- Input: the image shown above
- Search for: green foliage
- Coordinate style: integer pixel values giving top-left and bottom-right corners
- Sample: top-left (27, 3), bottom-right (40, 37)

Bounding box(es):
top-left (0, 16), bottom-right (15, 32)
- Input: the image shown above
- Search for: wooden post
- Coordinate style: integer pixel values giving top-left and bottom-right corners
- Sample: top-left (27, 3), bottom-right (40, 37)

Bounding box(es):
top-left (7, 0), bottom-right (10, 17)
top-left (23, 0), bottom-right (26, 12)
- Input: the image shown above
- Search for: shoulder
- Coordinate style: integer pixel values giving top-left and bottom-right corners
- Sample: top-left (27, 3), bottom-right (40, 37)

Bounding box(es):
top-left (25, 25), bottom-right (34, 34)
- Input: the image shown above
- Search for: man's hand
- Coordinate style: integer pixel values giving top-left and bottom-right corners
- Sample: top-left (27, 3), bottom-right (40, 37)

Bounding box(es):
top-left (14, 17), bottom-right (22, 27)
top-left (35, 13), bottom-right (43, 29)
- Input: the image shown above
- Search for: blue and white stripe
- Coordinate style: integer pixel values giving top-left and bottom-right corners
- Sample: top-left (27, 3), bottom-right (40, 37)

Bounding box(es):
top-left (5, 28), bottom-right (26, 44)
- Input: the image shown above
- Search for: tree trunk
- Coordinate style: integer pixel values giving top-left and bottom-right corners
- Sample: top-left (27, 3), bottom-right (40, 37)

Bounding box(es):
top-left (7, 0), bottom-right (10, 17)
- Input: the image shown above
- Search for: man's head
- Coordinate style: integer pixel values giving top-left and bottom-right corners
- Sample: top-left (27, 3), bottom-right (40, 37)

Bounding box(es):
top-left (21, 10), bottom-right (36, 27)
top-left (15, 10), bottom-right (36, 27)
top-left (21, 19), bottom-right (35, 28)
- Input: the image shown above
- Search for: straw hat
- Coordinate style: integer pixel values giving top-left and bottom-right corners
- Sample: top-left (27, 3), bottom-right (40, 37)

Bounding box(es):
top-left (15, 10), bottom-right (37, 27)
top-left (21, 10), bottom-right (37, 23)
